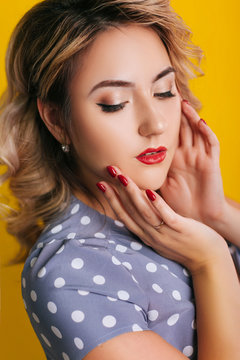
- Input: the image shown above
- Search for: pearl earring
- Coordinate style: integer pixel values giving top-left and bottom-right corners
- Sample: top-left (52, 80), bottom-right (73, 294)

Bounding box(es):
top-left (61, 144), bottom-right (70, 153)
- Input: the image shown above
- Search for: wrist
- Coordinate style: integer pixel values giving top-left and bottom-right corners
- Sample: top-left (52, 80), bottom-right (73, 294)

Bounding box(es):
top-left (203, 198), bottom-right (229, 236)
top-left (190, 242), bottom-right (236, 279)
top-left (186, 237), bottom-right (230, 276)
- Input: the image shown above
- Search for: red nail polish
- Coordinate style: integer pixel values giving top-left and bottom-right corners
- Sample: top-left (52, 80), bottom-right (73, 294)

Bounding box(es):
top-left (107, 166), bottom-right (117, 177)
top-left (182, 99), bottom-right (190, 105)
top-left (146, 189), bottom-right (156, 201)
top-left (200, 118), bottom-right (207, 125)
top-left (96, 182), bottom-right (106, 193)
top-left (117, 175), bottom-right (128, 187)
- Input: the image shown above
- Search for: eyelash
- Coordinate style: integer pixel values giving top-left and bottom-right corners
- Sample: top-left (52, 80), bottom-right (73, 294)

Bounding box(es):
top-left (97, 90), bottom-right (176, 113)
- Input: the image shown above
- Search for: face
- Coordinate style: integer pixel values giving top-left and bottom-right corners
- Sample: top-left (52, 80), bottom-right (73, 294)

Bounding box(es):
top-left (69, 24), bottom-right (181, 191)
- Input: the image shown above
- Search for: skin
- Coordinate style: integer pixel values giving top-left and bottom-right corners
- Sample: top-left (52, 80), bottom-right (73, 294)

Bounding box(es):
top-left (69, 25), bottom-right (181, 195)
top-left (37, 23), bottom-right (240, 360)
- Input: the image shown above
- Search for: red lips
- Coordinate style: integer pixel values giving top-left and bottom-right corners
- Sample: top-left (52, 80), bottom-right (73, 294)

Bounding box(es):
top-left (136, 146), bottom-right (167, 165)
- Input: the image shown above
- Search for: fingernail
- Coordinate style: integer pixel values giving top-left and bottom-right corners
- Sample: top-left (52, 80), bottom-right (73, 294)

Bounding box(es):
top-left (199, 118), bottom-right (207, 125)
top-left (146, 189), bottom-right (156, 201)
top-left (96, 182), bottom-right (106, 193)
top-left (182, 99), bottom-right (190, 105)
top-left (117, 174), bottom-right (128, 187)
top-left (107, 166), bottom-right (117, 177)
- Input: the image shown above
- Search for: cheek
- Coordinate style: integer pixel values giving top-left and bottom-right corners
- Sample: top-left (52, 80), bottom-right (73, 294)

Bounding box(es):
top-left (69, 109), bottom-right (132, 169)
top-left (167, 99), bottom-right (181, 142)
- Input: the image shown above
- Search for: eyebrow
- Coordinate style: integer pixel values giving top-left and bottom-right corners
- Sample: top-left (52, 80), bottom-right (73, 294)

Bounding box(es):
top-left (88, 66), bottom-right (176, 96)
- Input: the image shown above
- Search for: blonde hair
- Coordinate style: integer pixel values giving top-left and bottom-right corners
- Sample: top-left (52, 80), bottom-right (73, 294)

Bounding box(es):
top-left (0, 0), bottom-right (204, 263)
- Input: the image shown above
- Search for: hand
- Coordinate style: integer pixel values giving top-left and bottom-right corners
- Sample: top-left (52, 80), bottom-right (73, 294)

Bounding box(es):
top-left (97, 168), bottom-right (227, 274)
top-left (160, 100), bottom-right (226, 226)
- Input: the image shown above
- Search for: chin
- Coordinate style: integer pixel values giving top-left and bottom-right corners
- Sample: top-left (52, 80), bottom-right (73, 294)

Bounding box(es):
top-left (133, 172), bottom-right (167, 191)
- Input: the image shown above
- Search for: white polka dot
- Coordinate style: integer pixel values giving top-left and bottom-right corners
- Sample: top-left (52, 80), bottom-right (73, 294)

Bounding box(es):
top-left (71, 310), bottom-right (85, 323)
top-left (148, 310), bottom-right (159, 321)
top-left (62, 352), bottom-right (70, 360)
top-left (80, 216), bottom-right (91, 225)
top-left (22, 277), bottom-right (26, 288)
top-left (37, 242), bottom-right (43, 249)
top-left (51, 224), bottom-right (62, 234)
top-left (118, 290), bottom-right (130, 301)
top-left (47, 301), bottom-right (57, 314)
top-left (30, 257), bottom-right (37, 268)
top-left (114, 220), bottom-right (124, 227)
top-left (161, 264), bottom-right (169, 271)
top-left (71, 258), bottom-right (84, 270)
top-left (23, 299), bottom-right (27, 310)
top-left (32, 312), bottom-right (40, 323)
top-left (78, 290), bottom-right (89, 296)
top-left (112, 256), bottom-right (121, 265)
top-left (51, 326), bottom-right (62, 339)
top-left (41, 334), bottom-right (51, 347)
top-left (38, 267), bottom-right (46, 278)
top-left (172, 290), bottom-right (181, 301)
top-left (30, 290), bottom-right (37, 302)
top-left (108, 240), bottom-right (115, 244)
top-left (74, 337), bottom-right (84, 350)
top-left (116, 245), bottom-right (127, 253)
top-left (152, 283), bottom-right (163, 293)
top-left (122, 262), bottom-right (132, 270)
top-left (56, 245), bottom-right (65, 254)
top-left (183, 345), bottom-right (194, 357)
top-left (102, 315), bottom-right (117, 328)
top-left (48, 239), bottom-right (56, 245)
top-left (183, 268), bottom-right (190, 277)
top-left (93, 275), bottom-right (105, 285)
top-left (107, 296), bottom-right (117, 302)
top-left (67, 232), bottom-right (76, 239)
top-left (132, 275), bottom-right (138, 283)
top-left (191, 319), bottom-right (197, 329)
top-left (146, 263), bottom-right (157, 272)
top-left (54, 277), bottom-right (65, 288)
top-left (94, 232), bottom-right (106, 238)
top-left (167, 313), bottom-right (180, 326)
top-left (134, 304), bottom-right (142, 312)
top-left (78, 239), bottom-right (85, 244)
top-left (130, 242), bottom-right (142, 251)
top-left (171, 272), bottom-right (178, 278)
top-left (71, 204), bottom-right (80, 214)
top-left (132, 324), bottom-right (143, 331)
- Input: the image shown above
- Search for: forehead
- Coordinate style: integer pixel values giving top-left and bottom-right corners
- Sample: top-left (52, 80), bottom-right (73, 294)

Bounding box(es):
top-left (72, 24), bottom-right (172, 91)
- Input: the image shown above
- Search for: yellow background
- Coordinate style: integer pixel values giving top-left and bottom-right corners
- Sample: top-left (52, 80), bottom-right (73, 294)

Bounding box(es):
top-left (0, 0), bottom-right (239, 358)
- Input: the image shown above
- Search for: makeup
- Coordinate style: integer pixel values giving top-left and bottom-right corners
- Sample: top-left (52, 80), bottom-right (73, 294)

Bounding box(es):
top-left (136, 146), bottom-right (167, 165)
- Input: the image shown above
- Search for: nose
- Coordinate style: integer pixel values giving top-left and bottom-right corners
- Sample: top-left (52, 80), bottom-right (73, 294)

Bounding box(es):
top-left (137, 97), bottom-right (167, 137)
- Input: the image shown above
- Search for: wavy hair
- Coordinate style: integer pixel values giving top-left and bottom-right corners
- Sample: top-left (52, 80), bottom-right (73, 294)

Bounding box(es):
top-left (0, 0), bottom-right (204, 263)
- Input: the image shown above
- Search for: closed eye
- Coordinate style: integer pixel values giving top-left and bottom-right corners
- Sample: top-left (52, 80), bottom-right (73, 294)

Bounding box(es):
top-left (97, 90), bottom-right (176, 113)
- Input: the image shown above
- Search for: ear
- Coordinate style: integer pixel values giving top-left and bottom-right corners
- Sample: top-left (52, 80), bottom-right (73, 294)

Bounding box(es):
top-left (37, 98), bottom-right (70, 145)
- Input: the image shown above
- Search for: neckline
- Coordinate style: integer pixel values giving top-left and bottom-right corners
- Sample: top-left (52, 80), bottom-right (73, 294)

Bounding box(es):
top-left (70, 193), bottom-right (132, 236)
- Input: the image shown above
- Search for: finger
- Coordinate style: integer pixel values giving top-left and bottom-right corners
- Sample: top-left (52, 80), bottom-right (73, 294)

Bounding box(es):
top-left (179, 112), bottom-right (194, 148)
top-left (197, 119), bottom-right (220, 157)
top-left (96, 181), bottom-right (147, 239)
top-left (97, 182), bottom-right (177, 252)
top-left (145, 189), bottom-right (185, 232)
top-left (106, 166), bottom-right (164, 228)
top-left (182, 100), bottom-right (209, 149)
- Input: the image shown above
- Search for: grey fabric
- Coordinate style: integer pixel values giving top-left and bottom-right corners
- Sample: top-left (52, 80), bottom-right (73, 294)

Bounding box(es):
top-left (21, 195), bottom-right (197, 360)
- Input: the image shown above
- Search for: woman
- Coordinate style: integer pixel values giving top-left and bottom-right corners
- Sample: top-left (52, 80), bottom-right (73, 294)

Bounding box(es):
top-left (0, 0), bottom-right (239, 359)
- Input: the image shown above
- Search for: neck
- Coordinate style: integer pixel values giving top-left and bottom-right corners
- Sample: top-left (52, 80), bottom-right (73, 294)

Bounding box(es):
top-left (73, 186), bottom-right (118, 221)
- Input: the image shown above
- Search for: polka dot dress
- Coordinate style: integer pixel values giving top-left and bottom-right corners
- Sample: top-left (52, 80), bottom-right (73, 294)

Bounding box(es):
top-left (21, 195), bottom-right (197, 359)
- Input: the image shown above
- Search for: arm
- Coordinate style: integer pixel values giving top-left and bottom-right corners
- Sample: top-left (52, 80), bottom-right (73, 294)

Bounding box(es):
top-left (207, 197), bottom-right (240, 247)
top-left (160, 100), bottom-right (240, 247)
top-left (94, 169), bottom-right (240, 360)
top-left (85, 249), bottom-right (240, 360)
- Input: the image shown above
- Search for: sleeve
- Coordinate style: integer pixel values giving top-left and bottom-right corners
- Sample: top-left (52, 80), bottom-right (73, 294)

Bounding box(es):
top-left (22, 239), bottom-right (150, 360)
